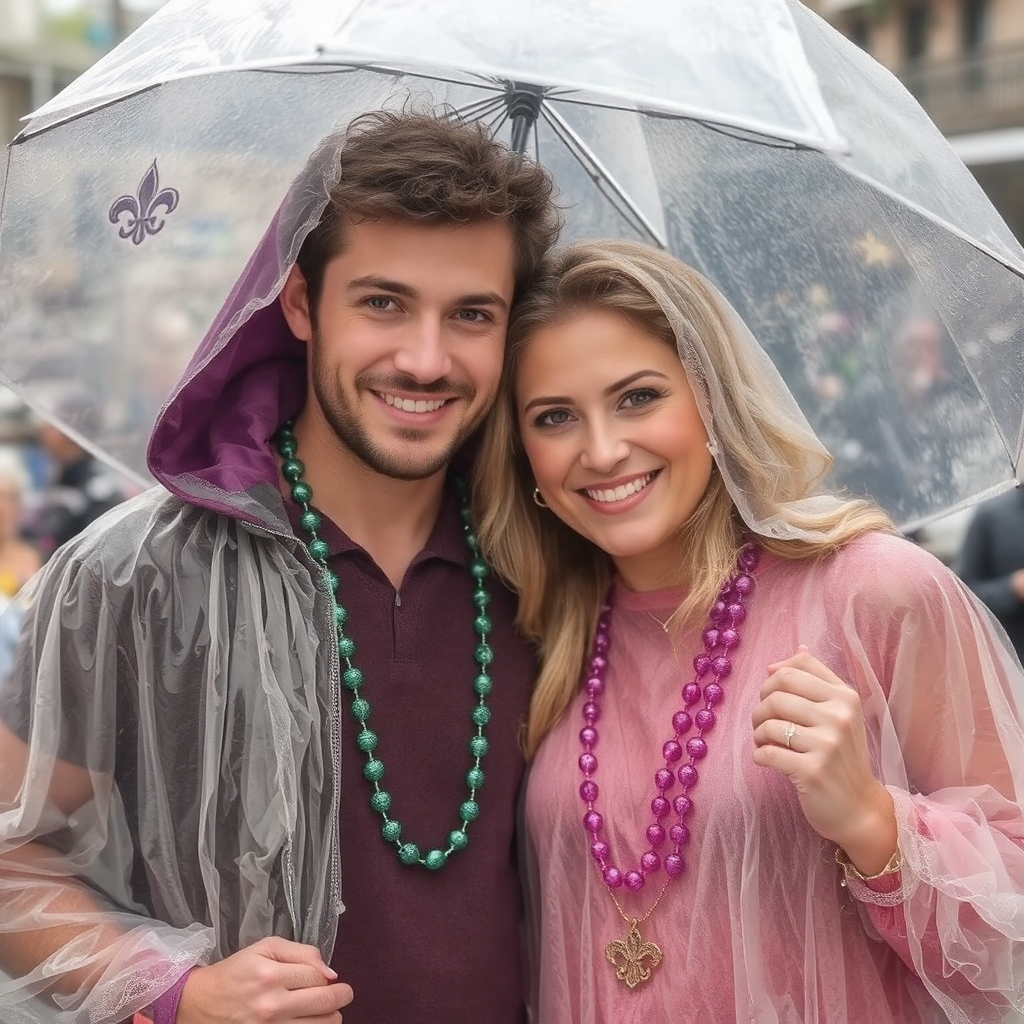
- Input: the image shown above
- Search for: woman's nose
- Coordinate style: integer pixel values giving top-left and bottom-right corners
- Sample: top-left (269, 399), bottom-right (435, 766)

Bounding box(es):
top-left (579, 425), bottom-right (630, 474)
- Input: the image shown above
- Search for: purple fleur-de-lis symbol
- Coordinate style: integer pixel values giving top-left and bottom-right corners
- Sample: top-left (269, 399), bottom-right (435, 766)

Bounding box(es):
top-left (108, 159), bottom-right (179, 245)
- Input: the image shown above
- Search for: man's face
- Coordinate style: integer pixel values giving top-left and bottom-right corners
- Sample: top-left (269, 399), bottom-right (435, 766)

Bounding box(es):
top-left (282, 217), bottom-right (516, 481)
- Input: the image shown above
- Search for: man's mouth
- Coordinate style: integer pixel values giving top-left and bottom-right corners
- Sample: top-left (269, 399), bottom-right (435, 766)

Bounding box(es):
top-left (376, 392), bottom-right (451, 414)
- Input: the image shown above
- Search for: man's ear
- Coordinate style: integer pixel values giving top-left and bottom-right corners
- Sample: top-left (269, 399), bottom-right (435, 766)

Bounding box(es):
top-left (280, 264), bottom-right (314, 342)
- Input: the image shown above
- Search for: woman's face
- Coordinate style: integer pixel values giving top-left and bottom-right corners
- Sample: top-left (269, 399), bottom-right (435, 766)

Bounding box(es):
top-left (515, 307), bottom-right (713, 591)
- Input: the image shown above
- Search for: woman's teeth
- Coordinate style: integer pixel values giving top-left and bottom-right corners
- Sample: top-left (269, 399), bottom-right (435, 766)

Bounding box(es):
top-left (584, 473), bottom-right (654, 504)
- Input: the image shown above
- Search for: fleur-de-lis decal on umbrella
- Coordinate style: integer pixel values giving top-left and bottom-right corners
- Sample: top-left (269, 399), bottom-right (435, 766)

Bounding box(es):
top-left (108, 159), bottom-right (179, 245)
top-left (605, 920), bottom-right (663, 989)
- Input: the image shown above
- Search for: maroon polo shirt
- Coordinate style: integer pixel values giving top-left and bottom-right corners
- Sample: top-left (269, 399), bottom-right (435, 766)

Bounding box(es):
top-left (286, 478), bottom-right (534, 1024)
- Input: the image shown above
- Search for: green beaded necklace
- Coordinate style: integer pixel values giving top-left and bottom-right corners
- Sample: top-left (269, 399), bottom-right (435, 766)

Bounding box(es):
top-left (273, 421), bottom-right (495, 871)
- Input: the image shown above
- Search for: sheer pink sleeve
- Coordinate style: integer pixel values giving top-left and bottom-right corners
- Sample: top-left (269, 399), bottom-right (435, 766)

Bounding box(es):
top-left (839, 538), bottom-right (1024, 1018)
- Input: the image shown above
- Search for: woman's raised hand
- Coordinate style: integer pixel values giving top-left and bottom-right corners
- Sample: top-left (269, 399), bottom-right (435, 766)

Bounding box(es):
top-left (751, 645), bottom-right (898, 875)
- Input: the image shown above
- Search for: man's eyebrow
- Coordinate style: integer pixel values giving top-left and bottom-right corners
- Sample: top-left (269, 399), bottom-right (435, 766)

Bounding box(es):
top-left (345, 277), bottom-right (508, 312)
top-left (346, 275), bottom-right (417, 298)
top-left (458, 292), bottom-right (509, 312)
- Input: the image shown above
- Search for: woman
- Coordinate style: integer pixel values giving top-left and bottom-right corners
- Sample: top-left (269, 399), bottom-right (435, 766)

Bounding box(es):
top-left (476, 239), bottom-right (1024, 1023)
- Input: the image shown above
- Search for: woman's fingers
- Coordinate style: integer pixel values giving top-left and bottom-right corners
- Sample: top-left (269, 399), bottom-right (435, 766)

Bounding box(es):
top-left (762, 647), bottom-right (846, 700)
top-left (751, 688), bottom-right (820, 731)
top-left (752, 717), bottom-right (813, 754)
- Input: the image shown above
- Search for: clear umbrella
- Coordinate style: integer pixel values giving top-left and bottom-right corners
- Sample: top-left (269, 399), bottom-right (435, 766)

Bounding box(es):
top-left (1, 0), bottom-right (1021, 527)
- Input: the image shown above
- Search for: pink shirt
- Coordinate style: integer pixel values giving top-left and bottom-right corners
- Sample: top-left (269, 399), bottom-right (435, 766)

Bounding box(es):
top-left (524, 534), bottom-right (1024, 1023)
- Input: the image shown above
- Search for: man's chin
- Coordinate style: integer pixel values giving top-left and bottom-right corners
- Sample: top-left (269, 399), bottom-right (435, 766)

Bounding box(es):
top-left (357, 440), bottom-right (462, 482)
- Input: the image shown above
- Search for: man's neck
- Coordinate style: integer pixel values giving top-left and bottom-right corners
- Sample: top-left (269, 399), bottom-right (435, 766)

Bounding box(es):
top-left (282, 413), bottom-right (448, 590)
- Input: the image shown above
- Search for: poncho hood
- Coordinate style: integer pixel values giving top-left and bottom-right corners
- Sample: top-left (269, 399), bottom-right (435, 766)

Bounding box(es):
top-left (146, 132), bottom-right (345, 526)
top-left (146, 209), bottom-right (306, 526)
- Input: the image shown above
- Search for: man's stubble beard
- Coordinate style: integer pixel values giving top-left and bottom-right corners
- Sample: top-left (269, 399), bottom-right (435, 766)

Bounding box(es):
top-left (310, 340), bottom-right (492, 482)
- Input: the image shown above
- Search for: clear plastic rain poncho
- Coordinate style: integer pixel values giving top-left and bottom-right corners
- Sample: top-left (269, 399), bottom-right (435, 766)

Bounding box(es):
top-left (0, 135), bottom-right (349, 1023)
top-left (512, 245), bottom-right (1024, 1023)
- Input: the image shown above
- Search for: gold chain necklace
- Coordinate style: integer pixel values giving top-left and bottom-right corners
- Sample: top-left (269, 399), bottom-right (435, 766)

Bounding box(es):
top-left (647, 611), bottom-right (672, 632)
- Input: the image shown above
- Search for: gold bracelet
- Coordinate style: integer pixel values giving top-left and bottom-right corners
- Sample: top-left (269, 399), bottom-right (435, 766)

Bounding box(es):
top-left (835, 845), bottom-right (902, 885)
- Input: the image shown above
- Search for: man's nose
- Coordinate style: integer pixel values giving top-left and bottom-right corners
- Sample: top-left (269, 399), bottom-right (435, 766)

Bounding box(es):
top-left (392, 319), bottom-right (453, 383)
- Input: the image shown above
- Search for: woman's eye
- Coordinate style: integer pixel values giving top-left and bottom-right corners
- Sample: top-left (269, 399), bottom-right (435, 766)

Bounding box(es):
top-left (620, 388), bottom-right (662, 410)
top-left (534, 408), bottom-right (573, 428)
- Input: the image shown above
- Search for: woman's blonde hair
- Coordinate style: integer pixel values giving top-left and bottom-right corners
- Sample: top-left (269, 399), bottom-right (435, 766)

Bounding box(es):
top-left (475, 240), bottom-right (894, 758)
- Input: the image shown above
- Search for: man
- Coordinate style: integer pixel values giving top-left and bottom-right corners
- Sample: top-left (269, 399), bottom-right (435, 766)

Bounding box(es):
top-left (0, 111), bottom-right (559, 1023)
top-left (28, 393), bottom-right (130, 560)
top-left (956, 487), bottom-right (1024, 661)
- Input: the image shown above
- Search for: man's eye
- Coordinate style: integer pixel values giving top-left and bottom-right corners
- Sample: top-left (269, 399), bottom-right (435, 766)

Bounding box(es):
top-left (456, 309), bottom-right (490, 323)
top-left (365, 296), bottom-right (397, 311)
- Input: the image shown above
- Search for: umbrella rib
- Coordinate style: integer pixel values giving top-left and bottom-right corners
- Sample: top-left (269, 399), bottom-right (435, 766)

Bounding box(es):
top-left (255, 65), bottom-right (360, 77)
top-left (693, 118), bottom-right (802, 150)
top-left (546, 93), bottom-right (812, 150)
top-left (12, 83), bottom-right (162, 142)
top-left (446, 96), bottom-right (507, 123)
top-left (15, 62), bottom-right (502, 142)
top-left (488, 107), bottom-right (512, 136)
top-left (541, 105), bottom-right (667, 249)
top-left (337, 62), bottom-right (506, 93)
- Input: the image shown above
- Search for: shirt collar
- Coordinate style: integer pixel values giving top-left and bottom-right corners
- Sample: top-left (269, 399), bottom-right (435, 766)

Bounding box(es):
top-left (281, 473), bottom-right (470, 569)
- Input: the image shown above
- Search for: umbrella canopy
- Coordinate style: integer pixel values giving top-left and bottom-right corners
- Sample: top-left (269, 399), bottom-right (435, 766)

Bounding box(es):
top-left (1, 0), bottom-right (1022, 526)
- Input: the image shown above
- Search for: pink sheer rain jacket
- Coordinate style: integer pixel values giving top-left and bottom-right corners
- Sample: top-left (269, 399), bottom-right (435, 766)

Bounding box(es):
top-left (525, 533), bottom-right (1024, 1024)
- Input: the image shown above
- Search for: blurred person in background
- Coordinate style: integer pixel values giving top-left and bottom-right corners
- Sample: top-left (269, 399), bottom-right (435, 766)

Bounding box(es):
top-left (0, 449), bottom-right (41, 682)
top-left (0, 449), bottom-right (41, 596)
top-left (843, 316), bottom-right (959, 512)
top-left (26, 394), bottom-right (129, 560)
top-left (956, 486), bottom-right (1024, 662)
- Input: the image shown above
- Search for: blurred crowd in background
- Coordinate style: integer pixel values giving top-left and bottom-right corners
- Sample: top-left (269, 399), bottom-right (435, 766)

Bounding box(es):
top-left (0, 0), bottom-right (1020, 663)
top-left (0, 391), bottom-right (134, 673)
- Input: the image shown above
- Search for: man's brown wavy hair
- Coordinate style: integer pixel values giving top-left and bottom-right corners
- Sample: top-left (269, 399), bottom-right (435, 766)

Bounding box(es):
top-left (296, 109), bottom-right (561, 312)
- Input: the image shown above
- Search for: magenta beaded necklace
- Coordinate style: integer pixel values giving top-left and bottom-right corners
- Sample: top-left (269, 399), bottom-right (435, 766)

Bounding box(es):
top-left (579, 543), bottom-right (761, 989)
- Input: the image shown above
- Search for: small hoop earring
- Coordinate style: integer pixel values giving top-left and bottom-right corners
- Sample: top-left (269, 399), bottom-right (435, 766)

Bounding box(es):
top-left (533, 487), bottom-right (549, 509)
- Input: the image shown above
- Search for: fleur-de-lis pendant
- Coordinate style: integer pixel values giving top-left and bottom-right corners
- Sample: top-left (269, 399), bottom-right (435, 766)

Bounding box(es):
top-left (604, 919), bottom-right (663, 989)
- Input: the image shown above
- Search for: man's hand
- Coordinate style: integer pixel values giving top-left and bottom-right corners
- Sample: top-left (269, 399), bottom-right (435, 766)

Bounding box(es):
top-left (177, 937), bottom-right (353, 1024)
top-left (1011, 568), bottom-right (1024, 602)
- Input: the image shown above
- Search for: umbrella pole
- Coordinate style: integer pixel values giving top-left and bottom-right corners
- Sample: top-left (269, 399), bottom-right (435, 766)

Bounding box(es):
top-left (504, 82), bottom-right (547, 156)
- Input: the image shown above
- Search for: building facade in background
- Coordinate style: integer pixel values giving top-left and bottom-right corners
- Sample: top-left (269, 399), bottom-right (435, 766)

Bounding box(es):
top-left (809, 0), bottom-right (1024, 240)
top-left (0, 0), bottom-right (146, 146)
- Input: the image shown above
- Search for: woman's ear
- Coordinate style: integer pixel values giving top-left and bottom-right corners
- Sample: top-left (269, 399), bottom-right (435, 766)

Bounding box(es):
top-left (280, 264), bottom-right (314, 343)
